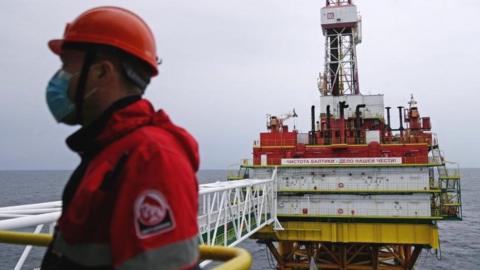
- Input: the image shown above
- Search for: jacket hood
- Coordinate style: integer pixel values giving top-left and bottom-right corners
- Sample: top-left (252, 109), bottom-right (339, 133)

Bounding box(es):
top-left (150, 108), bottom-right (200, 172)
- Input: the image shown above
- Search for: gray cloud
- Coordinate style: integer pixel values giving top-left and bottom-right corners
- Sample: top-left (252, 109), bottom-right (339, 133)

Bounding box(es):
top-left (0, 0), bottom-right (478, 169)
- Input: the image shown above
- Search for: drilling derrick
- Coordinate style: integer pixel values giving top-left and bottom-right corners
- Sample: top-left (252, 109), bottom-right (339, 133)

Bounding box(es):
top-left (232, 1), bottom-right (462, 269)
top-left (319, 0), bottom-right (361, 96)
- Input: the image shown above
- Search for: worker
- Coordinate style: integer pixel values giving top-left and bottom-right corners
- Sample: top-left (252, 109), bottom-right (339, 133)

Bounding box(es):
top-left (41, 6), bottom-right (200, 270)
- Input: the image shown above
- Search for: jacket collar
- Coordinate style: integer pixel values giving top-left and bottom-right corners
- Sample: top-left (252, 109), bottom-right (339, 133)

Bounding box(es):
top-left (66, 96), bottom-right (154, 155)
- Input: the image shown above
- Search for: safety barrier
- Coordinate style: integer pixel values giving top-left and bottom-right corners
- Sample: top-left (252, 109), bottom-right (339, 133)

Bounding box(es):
top-left (0, 174), bottom-right (281, 269)
top-left (0, 230), bottom-right (252, 270)
top-left (198, 169), bottom-right (280, 247)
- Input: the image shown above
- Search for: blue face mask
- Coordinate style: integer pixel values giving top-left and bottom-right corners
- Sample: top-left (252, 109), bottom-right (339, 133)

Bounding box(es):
top-left (46, 70), bottom-right (77, 123)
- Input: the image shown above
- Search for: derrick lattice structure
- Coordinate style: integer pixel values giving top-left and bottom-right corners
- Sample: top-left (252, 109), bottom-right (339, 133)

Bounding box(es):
top-left (319, 0), bottom-right (361, 96)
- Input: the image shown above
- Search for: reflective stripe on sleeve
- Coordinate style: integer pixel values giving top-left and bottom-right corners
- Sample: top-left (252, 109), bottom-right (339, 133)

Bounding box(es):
top-left (52, 232), bottom-right (112, 266)
top-left (117, 236), bottom-right (199, 270)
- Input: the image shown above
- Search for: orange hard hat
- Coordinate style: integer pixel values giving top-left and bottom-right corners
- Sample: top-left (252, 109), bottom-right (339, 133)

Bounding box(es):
top-left (48, 6), bottom-right (158, 76)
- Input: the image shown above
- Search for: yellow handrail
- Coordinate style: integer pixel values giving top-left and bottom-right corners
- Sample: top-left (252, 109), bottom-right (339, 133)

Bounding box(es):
top-left (0, 230), bottom-right (52, 246)
top-left (198, 245), bottom-right (252, 270)
top-left (0, 230), bottom-right (252, 270)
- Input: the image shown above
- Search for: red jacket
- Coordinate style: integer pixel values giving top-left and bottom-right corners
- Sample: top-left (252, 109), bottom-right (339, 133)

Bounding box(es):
top-left (42, 97), bottom-right (200, 270)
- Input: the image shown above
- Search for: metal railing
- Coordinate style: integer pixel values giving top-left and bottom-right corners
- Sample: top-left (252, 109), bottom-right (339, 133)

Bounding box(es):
top-left (0, 173), bottom-right (281, 269)
top-left (227, 162), bottom-right (251, 180)
top-left (442, 161), bottom-right (461, 178)
top-left (0, 201), bottom-right (60, 270)
top-left (198, 169), bottom-right (279, 248)
top-left (0, 231), bottom-right (252, 270)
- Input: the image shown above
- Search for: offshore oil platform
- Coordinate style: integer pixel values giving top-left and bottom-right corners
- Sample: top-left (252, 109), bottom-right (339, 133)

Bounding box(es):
top-left (0, 1), bottom-right (462, 269)
top-left (230, 0), bottom-right (463, 269)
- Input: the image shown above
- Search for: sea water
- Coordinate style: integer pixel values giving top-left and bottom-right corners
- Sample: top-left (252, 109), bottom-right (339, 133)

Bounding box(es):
top-left (0, 169), bottom-right (478, 269)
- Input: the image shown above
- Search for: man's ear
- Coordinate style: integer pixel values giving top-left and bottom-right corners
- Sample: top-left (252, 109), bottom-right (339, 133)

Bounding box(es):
top-left (94, 60), bottom-right (115, 81)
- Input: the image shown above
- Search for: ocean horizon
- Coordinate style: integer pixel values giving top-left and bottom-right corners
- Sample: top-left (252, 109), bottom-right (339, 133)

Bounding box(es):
top-left (1, 169), bottom-right (478, 269)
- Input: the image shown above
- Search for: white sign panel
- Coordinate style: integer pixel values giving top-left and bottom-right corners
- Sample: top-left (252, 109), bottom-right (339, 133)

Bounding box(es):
top-left (281, 157), bottom-right (402, 165)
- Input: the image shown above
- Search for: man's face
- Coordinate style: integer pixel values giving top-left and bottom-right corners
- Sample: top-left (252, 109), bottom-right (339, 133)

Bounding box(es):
top-left (59, 49), bottom-right (90, 103)
top-left (57, 48), bottom-right (123, 125)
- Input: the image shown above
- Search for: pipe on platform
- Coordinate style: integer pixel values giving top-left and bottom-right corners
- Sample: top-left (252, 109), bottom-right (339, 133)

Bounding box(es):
top-left (398, 106), bottom-right (404, 131)
top-left (355, 104), bottom-right (366, 144)
top-left (339, 101), bottom-right (348, 119)
top-left (385, 106), bottom-right (391, 130)
top-left (326, 105), bottom-right (331, 145)
top-left (310, 105), bottom-right (316, 144)
top-left (339, 101), bottom-right (349, 144)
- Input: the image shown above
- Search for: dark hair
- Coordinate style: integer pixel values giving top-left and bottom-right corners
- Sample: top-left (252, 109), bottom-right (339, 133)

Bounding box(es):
top-left (62, 42), bottom-right (153, 93)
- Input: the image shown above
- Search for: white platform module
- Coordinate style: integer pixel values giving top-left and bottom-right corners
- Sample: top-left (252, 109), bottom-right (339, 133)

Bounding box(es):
top-left (320, 94), bottom-right (384, 119)
top-left (277, 194), bottom-right (432, 217)
top-left (277, 167), bottom-right (430, 192)
top-left (250, 168), bottom-right (275, 179)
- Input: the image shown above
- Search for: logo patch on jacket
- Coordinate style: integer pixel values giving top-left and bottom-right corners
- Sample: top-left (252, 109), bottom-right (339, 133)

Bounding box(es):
top-left (134, 190), bottom-right (175, 238)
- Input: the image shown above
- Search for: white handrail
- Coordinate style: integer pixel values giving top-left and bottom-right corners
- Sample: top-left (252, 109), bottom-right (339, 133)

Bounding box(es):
top-left (0, 201), bottom-right (61, 211)
top-left (0, 212), bottom-right (60, 230)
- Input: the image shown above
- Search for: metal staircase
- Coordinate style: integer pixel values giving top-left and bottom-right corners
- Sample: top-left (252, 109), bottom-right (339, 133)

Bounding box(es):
top-left (430, 134), bottom-right (462, 220)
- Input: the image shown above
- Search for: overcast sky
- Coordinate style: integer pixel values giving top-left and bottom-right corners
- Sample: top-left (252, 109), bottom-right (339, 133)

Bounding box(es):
top-left (0, 0), bottom-right (479, 170)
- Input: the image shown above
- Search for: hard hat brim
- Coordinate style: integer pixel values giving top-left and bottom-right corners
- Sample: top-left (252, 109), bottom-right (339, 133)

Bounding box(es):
top-left (48, 39), bottom-right (64, 55)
